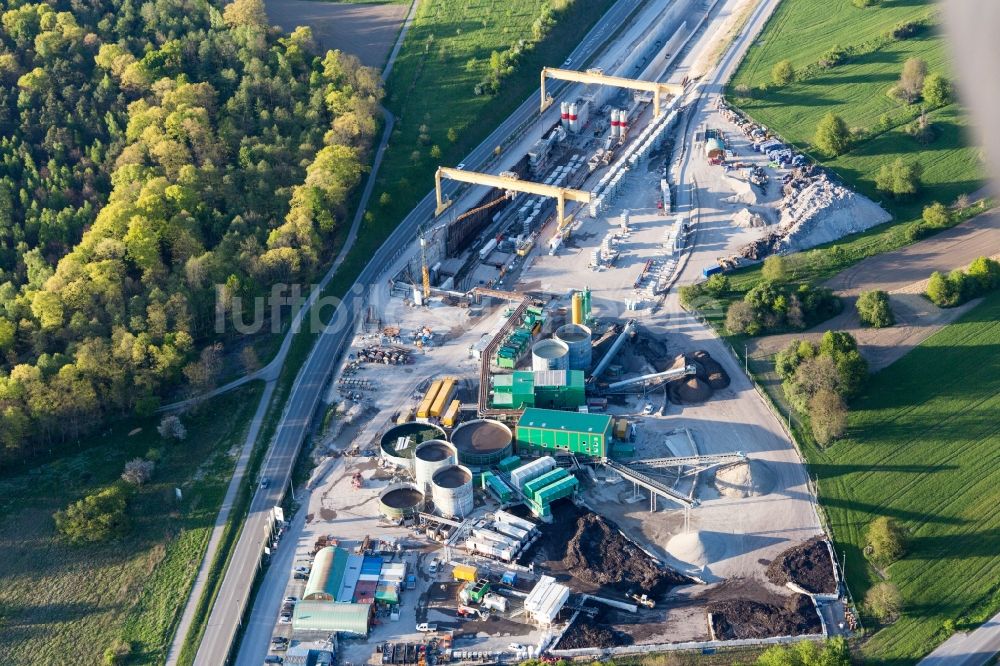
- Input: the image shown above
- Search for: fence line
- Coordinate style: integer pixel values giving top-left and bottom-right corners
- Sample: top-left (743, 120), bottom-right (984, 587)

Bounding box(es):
top-left (682, 307), bottom-right (864, 633)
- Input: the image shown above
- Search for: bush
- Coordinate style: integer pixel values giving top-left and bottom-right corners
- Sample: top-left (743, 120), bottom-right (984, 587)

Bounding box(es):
top-left (121, 458), bottom-right (155, 486)
top-left (725, 300), bottom-right (755, 335)
top-left (810, 388), bottom-right (848, 445)
top-left (704, 273), bottom-right (730, 296)
top-left (103, 640), bottom-right (132, 665)
top-left (922, 201), bottom-right (951, 228)
top-left (867, 516), bottom-right (907, 565)
top-left (771, 60), bottom-right (795, 86)
top-left (856, 289), bottom-right (894, 327)
top-left (814, 112), bottom-right (851, 156)
top-left (157, 414), bottom-right (187, 441)
top-left (926, 271), bottom-right (963, 307)
top-left (875, 158), bottom-right (922, 199)
top-left (761, 255), bottom-right (788, 282)
top-left (54, 484), bottom-right (131, 544)
top-left (922, 73), bottom-right (951, 107)
top-left (968, 256), bottom-right (1000, 292)
top-left (756, 638), bottom-right (850, 666)
top-left (867, 582), bottom-right (902, 622)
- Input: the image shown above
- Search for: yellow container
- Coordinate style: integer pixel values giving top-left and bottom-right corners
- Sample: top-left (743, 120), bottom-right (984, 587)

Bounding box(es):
top-left (417, 380), bottom-right (443, 419)
top-left (452, 563), bottom-right (479, 582)
top-left (442, 399), bottom-right (461, 427)
top-left (430, 377), bottom-right (456, 417)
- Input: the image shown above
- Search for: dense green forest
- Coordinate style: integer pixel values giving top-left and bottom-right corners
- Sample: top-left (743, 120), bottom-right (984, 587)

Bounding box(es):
top-left (0, 0), bottom-right (381, 464)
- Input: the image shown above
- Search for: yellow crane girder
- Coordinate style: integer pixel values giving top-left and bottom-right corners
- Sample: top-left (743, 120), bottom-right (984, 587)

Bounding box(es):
top-left (540, 67), bottom-right (684, 118)
top-left (434, 167), bottom-right (590, 230)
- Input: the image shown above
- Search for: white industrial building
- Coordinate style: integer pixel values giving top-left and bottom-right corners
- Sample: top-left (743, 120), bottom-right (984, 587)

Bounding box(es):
top-left (523, 575), bottom-right (570, 626)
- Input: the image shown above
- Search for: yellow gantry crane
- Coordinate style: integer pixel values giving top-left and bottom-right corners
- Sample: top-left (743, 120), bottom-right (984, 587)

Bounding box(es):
top-left (540, 67), bottom-right (684, 118)
top-left (434, 167), bottom-right (590, 230)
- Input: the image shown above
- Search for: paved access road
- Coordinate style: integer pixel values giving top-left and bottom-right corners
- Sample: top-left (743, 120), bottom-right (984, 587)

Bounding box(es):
top-left (919, 612), bottom-right (1000, 666)
top-left (193, 0), bottom-right (641, 663)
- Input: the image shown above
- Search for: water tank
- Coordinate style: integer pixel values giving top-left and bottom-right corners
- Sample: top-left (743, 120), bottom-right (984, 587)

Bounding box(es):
top-left (531, 339), bottom-right (569, 371)
top-left (450, 419), bottom-right (513, 468)
top-left (414, 440), bottom-right (457, 496)
top-left (378, 482), bottom-right (425, 521)
top-left (554, 323), bottom-right (592, 371)
top-left (379, 422), bottom-right (447, 471)
top-left (431, 465), bottom-right (474, 519)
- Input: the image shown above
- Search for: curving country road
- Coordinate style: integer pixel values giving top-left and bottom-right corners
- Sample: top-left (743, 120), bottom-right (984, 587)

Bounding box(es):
top-left (192, 0), bottom-right (644, 663)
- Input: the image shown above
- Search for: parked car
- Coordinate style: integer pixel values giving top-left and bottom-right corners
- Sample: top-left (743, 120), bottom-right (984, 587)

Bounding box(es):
top-left (264, 657), bottom-right (284, 664)
top-left (271, 636), bottom-right (289, 645)
top-left (278, 614), bottom-right (292, 625)
top-left (271, 642), bottom-right (287, 652)
top-left (293, 572), bottom-right (307, 581)
top-left (508, 643), bottom-right (526, 652)
top-left (283, 596), bottom-right (298, 604)
top-left (427, 557), bottom-right (439, 574)
top-left (416, 622), bottom-right (438, 633)
top-left (294, 566), bottom-right (309, 574)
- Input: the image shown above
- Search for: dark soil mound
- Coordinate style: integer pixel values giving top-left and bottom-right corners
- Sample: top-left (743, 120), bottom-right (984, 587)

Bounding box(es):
top-left (668, 376), bottom-right (712, 403)
top-left (555, 612), bottom-right (632, 649)
top-left (562, 510), bottom-right (691, 595)
top-left (709, 594), bottom-right (821, 640)
top-left (766, 537), bottom-right (837, 594)
top-left (691, 350), bottom-right (731, 390)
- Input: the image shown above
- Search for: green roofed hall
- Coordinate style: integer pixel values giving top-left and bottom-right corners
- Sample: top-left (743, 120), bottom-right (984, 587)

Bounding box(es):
top-left (516, 408), bottom-right (613, 458)
top-left (291, 600), bottom-right (372, 635)
top-left (304, 546), bottom-right (349, 601)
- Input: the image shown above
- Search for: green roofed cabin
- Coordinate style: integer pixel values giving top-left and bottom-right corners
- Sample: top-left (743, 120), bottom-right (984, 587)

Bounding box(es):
top-left (516, 408), bottom-right (612, 458)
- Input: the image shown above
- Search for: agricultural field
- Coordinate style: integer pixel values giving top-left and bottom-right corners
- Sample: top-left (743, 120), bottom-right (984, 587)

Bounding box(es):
top-left (802, 290), bottom-right (1000, 662)
top-left (0, 383), bottom-right (263, 665)
top-left (361, 0), bottom-right (617, 256)
top-left (730, 0), bottom-right (984, 217)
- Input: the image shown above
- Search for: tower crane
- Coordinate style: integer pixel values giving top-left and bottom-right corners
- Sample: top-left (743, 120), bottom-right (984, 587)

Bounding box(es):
top-left (419, 225), bottom-right (431, 303)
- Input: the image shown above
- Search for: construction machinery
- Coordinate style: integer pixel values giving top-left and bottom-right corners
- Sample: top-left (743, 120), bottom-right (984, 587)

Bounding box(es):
top-left (352, 472), bottom-right (363, 489)
top-left (539, 67), bottom-right (683, 118)
top-left (627, 590), bottom-right (656, 608)
top-left (434, 167), bottom-right (590, 231)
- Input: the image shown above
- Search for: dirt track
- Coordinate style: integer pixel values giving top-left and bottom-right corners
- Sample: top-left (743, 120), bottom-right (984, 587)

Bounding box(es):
top-left (751, 211), bottom-right (1000, 370)
top-left (264, 0), bottom-right (409, 67)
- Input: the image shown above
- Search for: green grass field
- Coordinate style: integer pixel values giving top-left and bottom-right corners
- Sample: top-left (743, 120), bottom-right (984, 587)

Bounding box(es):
top-left (0, 383), bottom-right (263, 665)
top-left (799, 290), bottom-right (1000, 662)
top-left (361, 0), bottom-right (618, 258)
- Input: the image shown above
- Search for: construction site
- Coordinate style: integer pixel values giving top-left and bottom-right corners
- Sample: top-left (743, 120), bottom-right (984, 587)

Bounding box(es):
top-left (250, 0), bottom-right (865, 662)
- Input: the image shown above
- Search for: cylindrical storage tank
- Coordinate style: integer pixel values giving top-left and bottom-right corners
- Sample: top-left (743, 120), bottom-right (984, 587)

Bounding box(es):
top-left (414, 439), bottom-right (457, 496)
top-left (571, 292), bottom-right (584, 324)
top-left (582, 287), bottom-right (592, 319)
top-left (379, 422), bottom-right (448, 471)
top-left (379, 482), bottom-right (425, 521)
top-left (450, 419), bottom-right (513, 468)
top-left (531, 338), bottom-right (569, 371)
top-left (431, 465), bottom-right (474, 519)
top-left (554, 323), bottom-right (593, 371)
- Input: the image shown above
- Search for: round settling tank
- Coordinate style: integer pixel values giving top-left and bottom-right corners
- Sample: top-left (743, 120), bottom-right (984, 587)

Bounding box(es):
top-left (554, 323), bottom-right (592, 371)
top-left (431, 465), bottom-right (474, 519)
top-left (531, 338), bottom-right (569, 371)
top-left (414, 439), bottom-right (457, 496)
top-left (379, 422), bottom-right (447, 471)
top-left (450, 419), bottom-right (513, 468)
top-left (378, 482), bottom-right (425, 521)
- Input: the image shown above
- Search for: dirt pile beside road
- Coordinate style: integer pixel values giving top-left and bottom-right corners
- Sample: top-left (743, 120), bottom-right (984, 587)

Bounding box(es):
top-left (766, 537), bottom-right (837, 594)
top-left (709, 593), bottom-right (820, 640)
top-left (667, 350), bottom-right (730, 402)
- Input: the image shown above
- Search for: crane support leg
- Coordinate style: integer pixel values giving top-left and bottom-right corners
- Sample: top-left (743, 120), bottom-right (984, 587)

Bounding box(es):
top-left (435, 170), bottom-right (452, 216)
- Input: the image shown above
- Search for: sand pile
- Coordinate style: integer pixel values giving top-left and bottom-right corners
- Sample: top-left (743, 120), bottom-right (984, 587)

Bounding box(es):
top-left (564, 512), bottom-right (691, 595)
top-left (666, 530), bottom-right (723, 568)
top-left (776, 173), bottom-right (891, 252)
top-left (733, 208), bottom-right (767, 228)
top-left (715, 462), bottom-right (755, 499)
top-left (709, 594), bottom-right (821, 640)
top-left (723, 174), bottom-right (759, 205)
top-left (766, 538), bottom-right (837, 594)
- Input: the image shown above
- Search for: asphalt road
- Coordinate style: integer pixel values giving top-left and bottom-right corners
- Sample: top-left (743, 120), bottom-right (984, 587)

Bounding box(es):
top-left (193, 0), bottom-right (642, 662)
top-left (919, 613), bottom-right (1000, 666)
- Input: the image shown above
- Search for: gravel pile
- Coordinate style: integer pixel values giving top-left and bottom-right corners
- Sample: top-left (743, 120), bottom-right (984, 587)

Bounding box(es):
top-left (776, 173), bottom-right (891, 252)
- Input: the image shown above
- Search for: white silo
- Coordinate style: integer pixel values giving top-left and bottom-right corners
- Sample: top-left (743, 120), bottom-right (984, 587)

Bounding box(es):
top-left (414, 440), bottom-right (457, 497)
top-left (531, 338), bottom-right (569, 371)
top-left (431, 465), bottom-right (474, 519)
top-left (560, 102), bottom-right (570, 128)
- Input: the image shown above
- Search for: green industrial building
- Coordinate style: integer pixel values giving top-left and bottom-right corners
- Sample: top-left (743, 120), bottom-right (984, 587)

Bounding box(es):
top-left (492, 370), bottom-right (585, 409)
top-left (515, 408), bottom-right (613, 458)
top-left (291, 600), bottom-right (372, 635)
